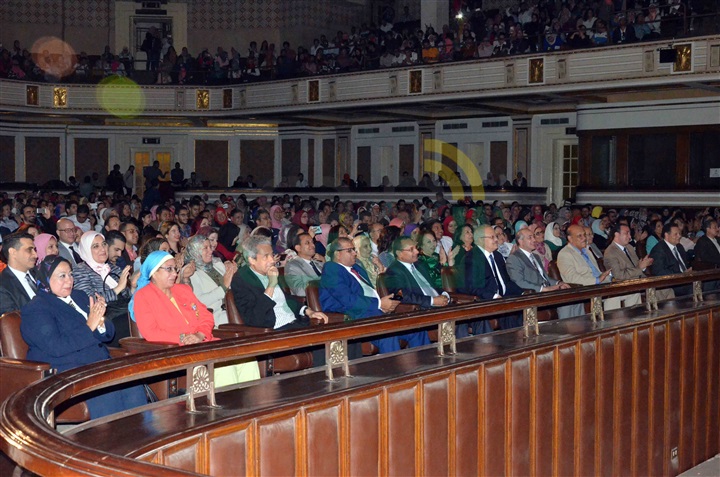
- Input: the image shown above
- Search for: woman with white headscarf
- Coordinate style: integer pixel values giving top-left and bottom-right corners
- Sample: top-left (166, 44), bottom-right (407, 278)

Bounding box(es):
top-left (72, 231), bottom-right (133, 345)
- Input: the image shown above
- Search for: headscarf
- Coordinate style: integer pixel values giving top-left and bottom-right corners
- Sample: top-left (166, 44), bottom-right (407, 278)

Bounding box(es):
top-left (291, 210), bottom-right (309, 231)
top-left (389, 217), bottom-right (405, 229)
top-left (591, 219), bottom-right (608, 239)
top-left (77, 231), bottom-right (118, 288)
top-left (195, 226), bottom-right (216, 238)
top-left (214, 207), bottom-right (228, 226)
top-left (190, 216), bottom-right (208, 235)
top-left (404, 223), bottom-right (418, 236)
top-left (514, 220), bottom-right (528, 233)
top-left (269, 205), bottom-right (284, 229)
top-left (36, 255), bottom-right (69, 294)
top-left (442, 216), bottom-right (455, 237)
top-left (34, 233), bottom-right (56, 265)
top-left (545, 221), bottom-right (563, 246)
top-left (184, 235), bottom-right (214, 274)
top-left (129, 251), bottom-right (174, 321)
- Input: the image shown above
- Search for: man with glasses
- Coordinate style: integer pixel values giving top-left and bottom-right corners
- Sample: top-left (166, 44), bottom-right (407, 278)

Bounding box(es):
top-left (456, 225), bottom-right (524, 332)
top-left (175, 206), bottom-right (192, 238)
top-left (384, 236), bottom-right (450, 309)
top-left (56, 218), bottom-right (83, 266)
top-left (319, 237), bottom-right (422, 354)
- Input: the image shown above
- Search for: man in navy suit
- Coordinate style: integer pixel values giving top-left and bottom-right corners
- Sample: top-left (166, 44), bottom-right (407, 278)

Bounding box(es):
top-left (649, 222), bottom-right (692, 297)
top-left (0, 232), bottom-right (37, 315)
top-left (320, 237), bottom-right (428, 353)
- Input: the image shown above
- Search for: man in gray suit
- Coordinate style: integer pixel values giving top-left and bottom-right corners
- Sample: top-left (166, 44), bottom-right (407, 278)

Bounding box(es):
top-left (284, 232), bottom-right (325, 296)
top-left (506, 228), bottom-right (584, 319)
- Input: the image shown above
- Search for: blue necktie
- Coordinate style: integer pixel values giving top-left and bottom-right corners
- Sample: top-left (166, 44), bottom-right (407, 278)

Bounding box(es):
top-left (580, 248), bottom-right (601, 279)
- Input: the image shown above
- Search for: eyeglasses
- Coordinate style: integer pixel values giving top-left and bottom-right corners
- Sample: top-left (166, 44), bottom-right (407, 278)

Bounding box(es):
top-left (337, 247), bottom-right (356, 253)
top-left (57, 227), bottom-right (76, 233)
top-left (399, 247), bottom-right (417, 252)
top-left (157, 266), bottom-right (179, 274)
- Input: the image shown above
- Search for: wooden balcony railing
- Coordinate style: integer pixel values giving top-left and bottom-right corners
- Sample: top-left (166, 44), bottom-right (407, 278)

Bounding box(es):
top-left (1, 270), bottom-right (719, 476)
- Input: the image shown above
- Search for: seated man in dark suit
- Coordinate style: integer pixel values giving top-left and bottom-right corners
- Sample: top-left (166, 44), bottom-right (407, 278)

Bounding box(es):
top-left (649, 222), bottom-right (692, 297)
top-left (456, 225), bottom-right (524, 333)
top-left (693, 217), bottom-right (720, 291)
top-left (321, 237), bottom-right (430, 354)
top-left (231, 235), bottom-right (328, 330)
top-left (383, 236), bottom-right (451, 310)
top-left (0, 232), bottom-right (38, 315)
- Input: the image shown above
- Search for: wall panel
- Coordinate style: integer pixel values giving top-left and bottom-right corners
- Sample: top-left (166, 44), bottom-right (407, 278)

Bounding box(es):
top-left (195, 140), bottom-right (228, 188)
top-left (347, 392), bottom-right (381, 476)
top-left (25, 137), bottom-right (59, 184)
top-left (482, 360), bottom-right (507, 476)
top-left (422, 376), bottom-right (450, 477)
top-left (305, 403), bottom-right (341, 476)
top-left (454, 368), bottom-right (479, 476)
top-left (0, 136), bottom-right (15, 182)
top-left (240, 140), bottom-right (274, 188)
top-left (386, 383), bottom-right (418, 477)
top-left (281, 139), bottom-right (301, 180)
top-left (257, 413), bottom-right (298, 476)
top-left (576, 339), bottom-right (597, 476)
top-left (74, 138), bottom-right (108, 182)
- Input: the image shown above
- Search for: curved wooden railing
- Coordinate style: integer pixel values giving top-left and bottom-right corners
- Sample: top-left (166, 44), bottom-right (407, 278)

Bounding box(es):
top-left (1, 270), bottom-right (719, 476)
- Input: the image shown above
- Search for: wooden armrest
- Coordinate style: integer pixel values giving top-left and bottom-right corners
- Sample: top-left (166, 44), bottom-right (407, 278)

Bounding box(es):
top-left (217, 323), bottom-right (274, 334)
top-left (0, 357), bottom-right (52, 372)
top-left (522, 289), bottom-right (536, 296)
top-left (395, 303), bottom-right (420, 314)
top-left (448, 293), bottom-right (478, 304)
top-left (309, 312), bottom-right (347, 326)
top-left (119, 337), bottom-right (178, 353)
top-left (213, 329), bottom-right (248, 339)
top-left (107, 347), bottom-right (130, 358)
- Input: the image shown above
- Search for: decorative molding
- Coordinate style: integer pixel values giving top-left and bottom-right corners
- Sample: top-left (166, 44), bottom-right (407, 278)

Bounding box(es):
top-left (389, 74), bottom-right (398, 95)
top-left (673, 43), bottom-right (692, 73)
top-left (557, 59), bottom-right (567, 79)
top-left (409, 70), bottom-right (422, 94)
top-left (223, 89), bottom-right (233, 109)
top-left (53, 87), bottom-right (67, 108)
top-left (308, 79), bottom-right (320, 102)
top-left (196, 89), bottom-right (209, 109)
top-left (26, 85), bottom-right (39, 106)
top-left (433, 70), bottom-right (442, 91)
top-left (505, 63), bottom-right (515, 85)
top-left (528, 58), bottom-right (544, 84)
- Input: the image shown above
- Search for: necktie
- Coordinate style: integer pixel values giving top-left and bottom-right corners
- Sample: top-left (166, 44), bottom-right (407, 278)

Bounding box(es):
top-left (25, 272), bottom-right (37, 293)
top-left (532, 254), bottom-right (550, 287)
top-left (350, 267), bottom-right (371, 287)
top-left (673, 248), bottom-right (686, 272)
top-left (623, 247), bottom-right (635, 266)
top-left (580, 248), bottom-right (601, 279)
top-left (309, 261), bottom-right (322, 277)
top-left (489, 254), bottom-right (505, 295)
top-left (411, 265), bottom-right (438, 297)
top-left (69, 245), bottom-right (83, 264)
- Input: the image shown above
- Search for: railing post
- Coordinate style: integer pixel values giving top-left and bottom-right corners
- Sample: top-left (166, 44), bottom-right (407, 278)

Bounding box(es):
top-left (437, 321), bottom-right (456, 356)
top-left (523, 307), bottom-right (539, 338)
top-left (590, 296), bottom-right (604, 323)
top-left (646, 287), bottom-right (659, 311)
top-left (186, 363), bottom-right (219, 413)
top-left (693, 281), bottom-right (704, 303)
top-left (325, 340), bottom-right (350, 381)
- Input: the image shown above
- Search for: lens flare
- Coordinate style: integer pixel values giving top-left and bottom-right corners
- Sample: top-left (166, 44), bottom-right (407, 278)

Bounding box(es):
top-left (31, 37), bottom-right (77, 79)
top-left (96, 76), bottom-right (146, 118)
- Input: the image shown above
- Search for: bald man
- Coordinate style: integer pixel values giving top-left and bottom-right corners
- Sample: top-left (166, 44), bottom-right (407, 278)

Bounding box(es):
top-left (55, 217), bottom-right (83, 266)
top-left (557, 225), bottom-right (612, 287)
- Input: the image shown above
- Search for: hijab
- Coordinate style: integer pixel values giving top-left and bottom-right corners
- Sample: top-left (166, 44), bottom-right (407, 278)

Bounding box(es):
top-left (591, 219), bottom-right (608, 239)
top-left (36, 255), bottom-right (69, 294)
top-left (545, 221), bottom-right (563, 246)
top-left (34, 233), bottom-right (56, 265)
top-left (291, 210), bottom-right (308, 231)
top-left (315, 224), bottom-right (332, 247)
top-left (214, 207), bottom-right (228, 227)
top-left (77, 231), bottom-right (118, 288)
top-left (442, 216), bottom-right (455, 237)
top-left (184, 235), bottom-right (214, 274)
top-left (269, 205), bottom-right (283, 229)
top-left (129, 251), bottom-right (174, 322)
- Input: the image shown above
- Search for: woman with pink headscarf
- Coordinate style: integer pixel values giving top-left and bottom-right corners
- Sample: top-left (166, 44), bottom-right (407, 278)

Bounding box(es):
top-left (34, 233), bottom-right (59, 265)
top-left (528, 223), bottom-right (552, 271)
top-left (269, 205), bottom-right (285, 231)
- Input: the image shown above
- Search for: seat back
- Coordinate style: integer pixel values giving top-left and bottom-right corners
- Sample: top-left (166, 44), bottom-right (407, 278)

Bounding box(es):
top-left (547, 260), bottom-right (562, 282)
top-left (128, 313), bottom-right (141, 337)
top-left (376, 273), bottom-right (390, 297)
top-left (0, 311), bottom-right (28, 359)
top-left (441, 267), bottom-right (458, 293)
top-left (305, 280), bottom-right (322, 311)
top-left (225, 289), bottom-right (246, 325)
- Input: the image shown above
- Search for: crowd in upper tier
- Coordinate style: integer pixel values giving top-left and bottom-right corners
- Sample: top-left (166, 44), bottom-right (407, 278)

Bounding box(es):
top-left (2, 0), bottom-right (715, 84)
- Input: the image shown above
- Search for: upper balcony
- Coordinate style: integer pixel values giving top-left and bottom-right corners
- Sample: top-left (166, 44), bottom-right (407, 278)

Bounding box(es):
top-left (1, 35), bottom-right (719, 126)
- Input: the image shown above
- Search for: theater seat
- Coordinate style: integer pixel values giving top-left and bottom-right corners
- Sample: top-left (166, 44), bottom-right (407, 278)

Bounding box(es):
top-left (376, 273), bottom-right (420, 313)
top-left (305, 280), bottom-right (378, 356)
top-left (439, 267), bottom-right (480, 304)
top-left (0, 310), bottom-right (90, 423)
top-left (547, 260), bottom-right (562, 282)
top-left (222, 289), bottom-right (313, 375)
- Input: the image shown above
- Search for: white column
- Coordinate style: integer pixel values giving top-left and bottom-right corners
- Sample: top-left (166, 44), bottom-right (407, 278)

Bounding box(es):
top-left (420, 0), bottom-right (450, 32)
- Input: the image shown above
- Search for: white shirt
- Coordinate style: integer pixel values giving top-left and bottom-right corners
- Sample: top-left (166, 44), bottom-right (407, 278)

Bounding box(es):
top-left (478, 246), bottom-right (505, 298)
top-left (59, 295), bottom-right (106, 333)
top-left (9, 266), bottom-right (36, 300)
top-left (339, 263), bottom-right (382, 310)
top-left (251, 268), bottom-right (304, 329)
top-left (67, 214), bottom-right (91, 233)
